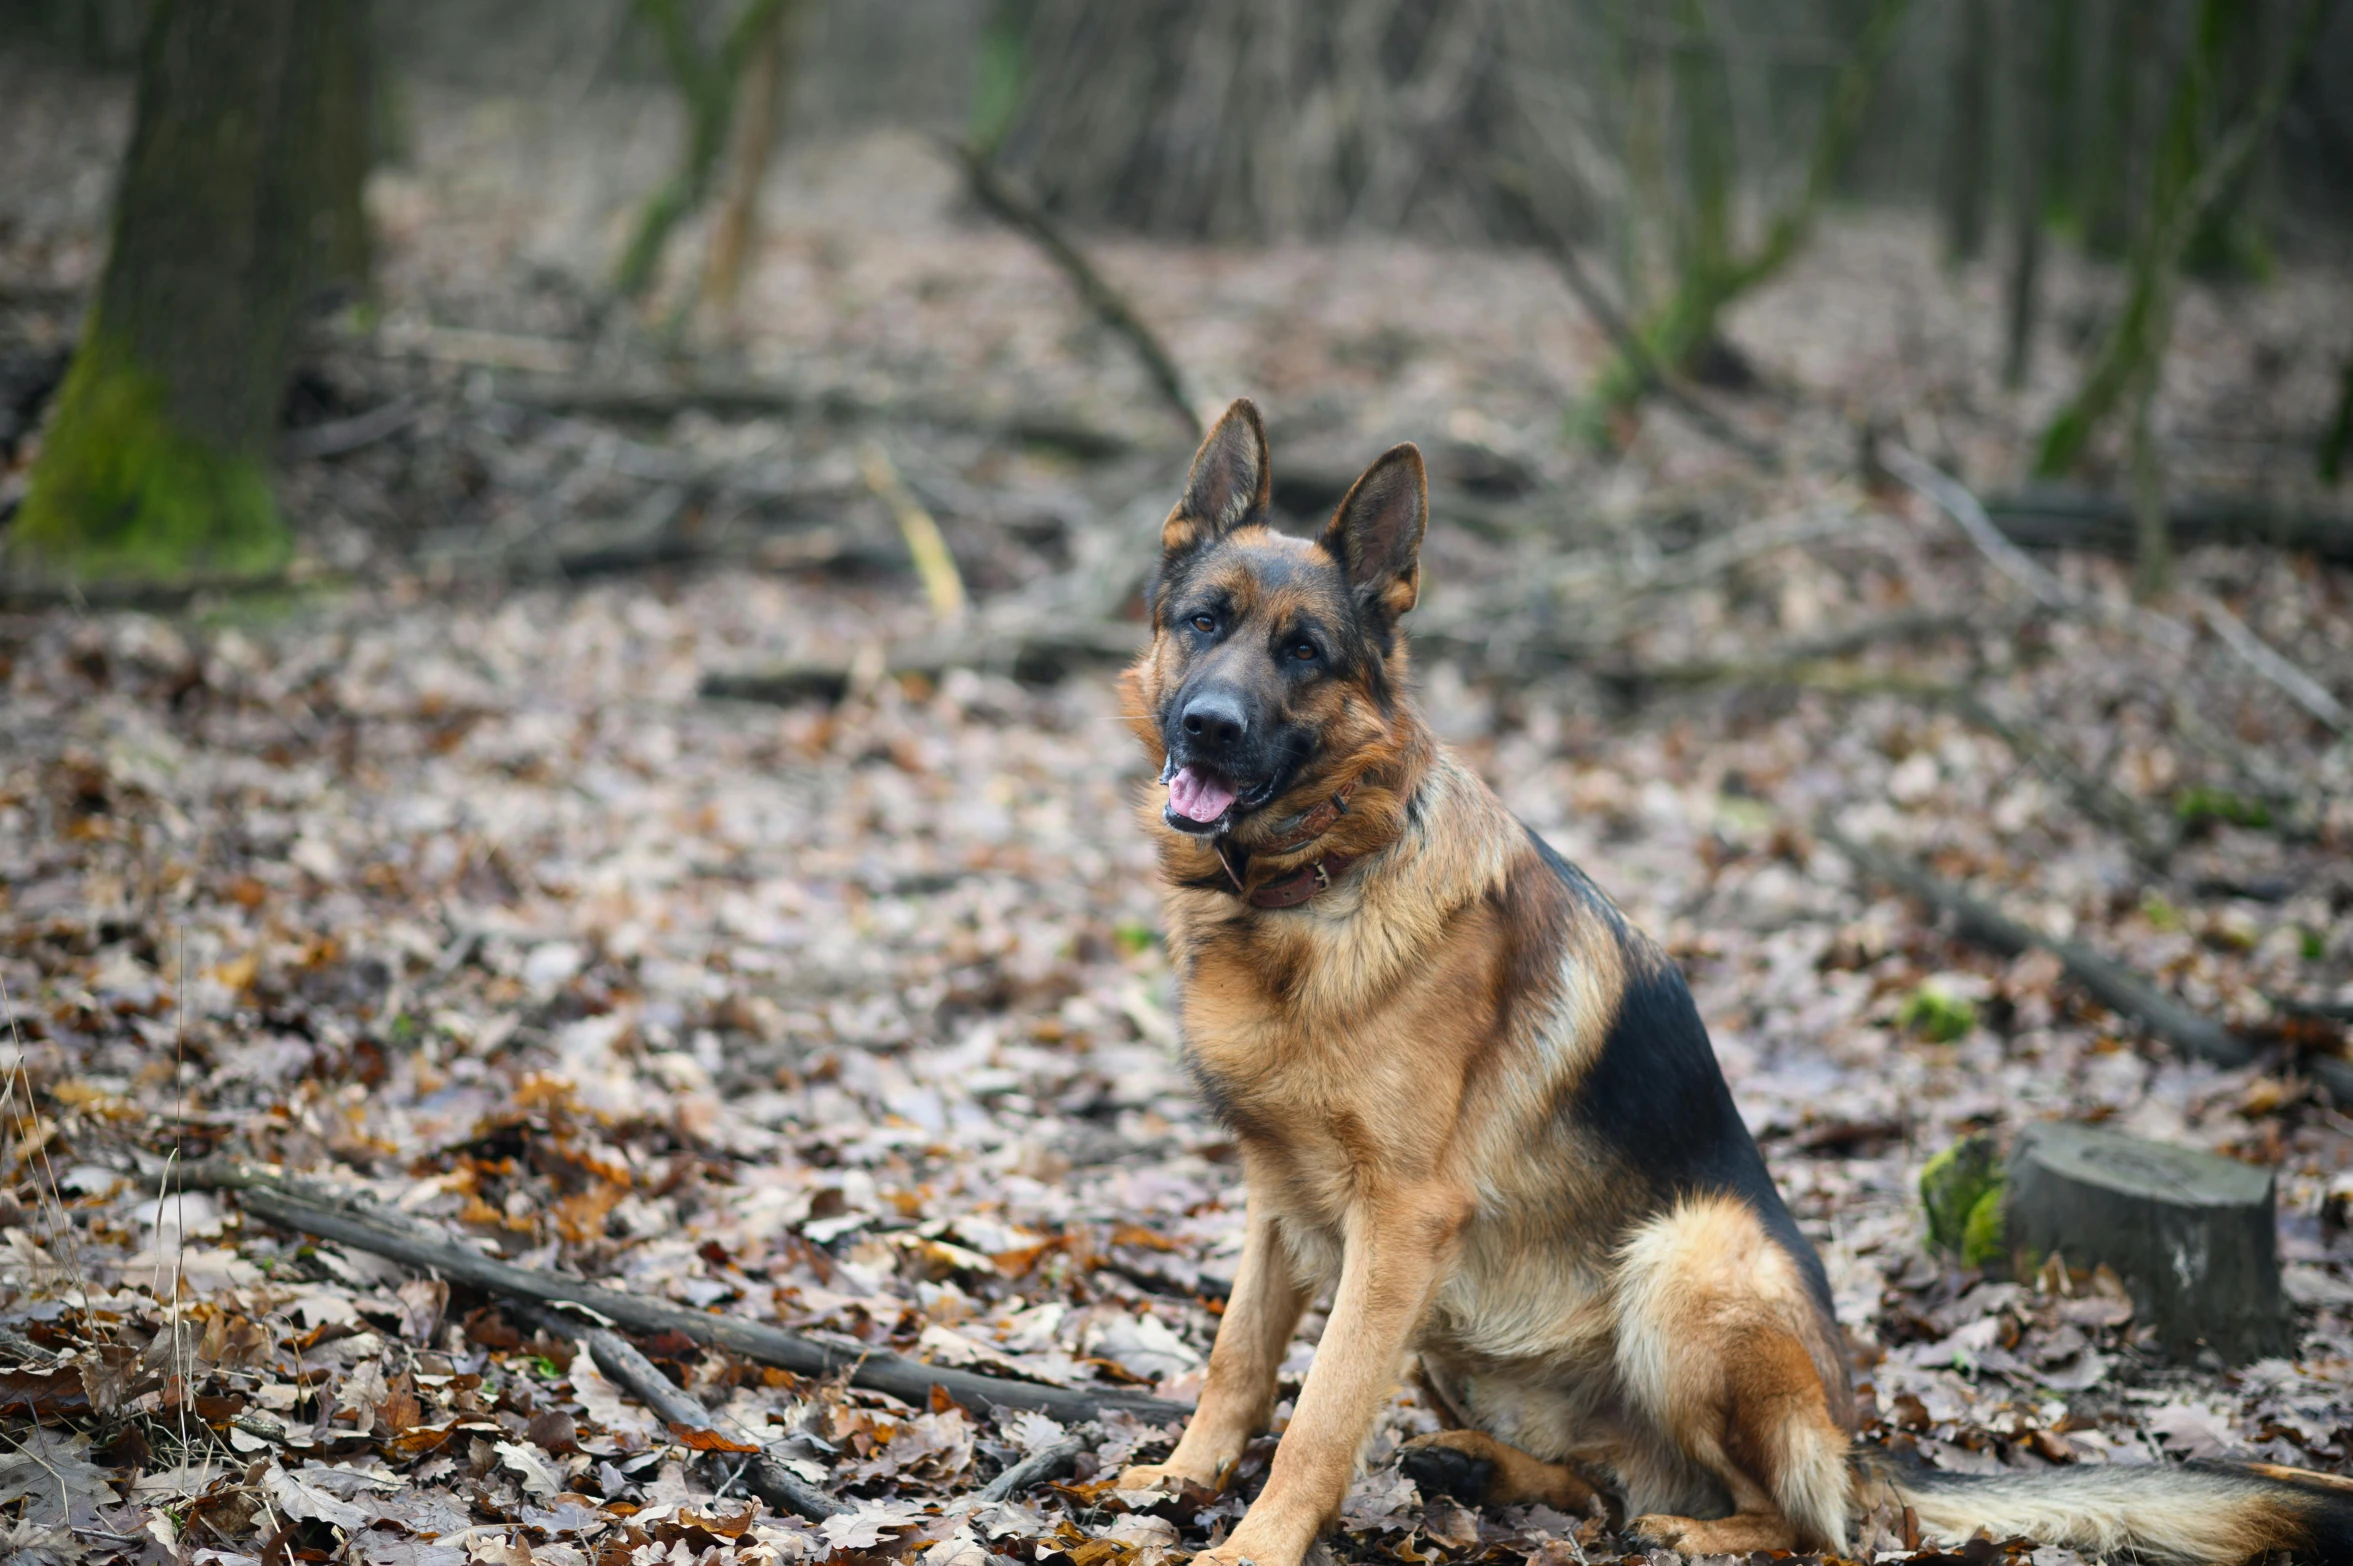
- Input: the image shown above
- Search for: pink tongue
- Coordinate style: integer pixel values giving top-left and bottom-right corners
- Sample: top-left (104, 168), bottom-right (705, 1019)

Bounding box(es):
top-left (1168, 765), bottom-right (1238, 823)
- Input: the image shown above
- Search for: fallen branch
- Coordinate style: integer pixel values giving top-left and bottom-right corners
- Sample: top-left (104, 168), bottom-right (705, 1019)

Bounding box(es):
top-left (700, 620), bottom-right (1145, 705)
top-left (2190, 591), bottom-right (2348, 733)
top-left (1880, 444), bottom-right (2072, 609)
top-left (1816, 821), bottom-right (2251, 1070)
top-left (944, 139), bottom-right (1202, 441)
top-left (975, 1436), bottom-right (1089, 1503)
top-left (487, 371), bottom-right (1143, 460)
top-left (1983, 485), bottom-right (2353, 566)
top-left (177, 1162), bottom-right (1189, 1426)
top-left (1888, 446), bottom-right (2346, 727)
top-left (510, 1302), bottom-right (842, 1520)
top-left (279, 397), bottom-right (420, 462)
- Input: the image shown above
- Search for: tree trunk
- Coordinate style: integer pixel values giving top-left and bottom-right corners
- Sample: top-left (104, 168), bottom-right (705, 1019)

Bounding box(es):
top-left (2002, 0), bottom-right (2052, 390)
top-left (611, 0), bottom-right (794, 304)
top-left (2080, 0), bottom-right (2149, 259)
top-left (699, 0), bottom-right (798, 329)
top-left (13, 0), bottom-right (370, 586)
top-left (1941, 0), bottom-right (1994, 264)
top-left (2036, 0), bottom-right (2325, 477)
top-left (1578, 0), bottom-right (1911, 434)
top-left (993, 0), bottom-right (1551, 243)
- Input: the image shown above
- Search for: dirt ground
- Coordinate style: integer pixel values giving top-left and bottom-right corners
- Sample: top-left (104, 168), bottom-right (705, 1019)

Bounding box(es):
top-left (5, 53), bottom-right (2353, 1566)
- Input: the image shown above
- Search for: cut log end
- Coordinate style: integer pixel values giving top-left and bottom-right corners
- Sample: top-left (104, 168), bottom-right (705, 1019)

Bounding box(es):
top-left (2004, 1122), bottom-right (2289, 1364)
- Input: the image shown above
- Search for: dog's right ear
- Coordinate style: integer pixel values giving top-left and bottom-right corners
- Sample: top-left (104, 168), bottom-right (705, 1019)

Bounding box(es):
top-left (1162, 398), bottom-right (1269, 557)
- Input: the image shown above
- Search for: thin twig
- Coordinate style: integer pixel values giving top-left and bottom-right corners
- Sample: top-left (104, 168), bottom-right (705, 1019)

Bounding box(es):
top-left (1887, 443), bottom-right (2348, 726)
top-left (1880, 444), bottom-right (2071, 608)
top-left (2190, 591), bottom-right (2347, 733)
top-left (860, 441), bottom-right (969, 626)
top-left (944, 138), bottom-right (1201, 440)
top-left (511, 1303), bottom-right (843, 1519)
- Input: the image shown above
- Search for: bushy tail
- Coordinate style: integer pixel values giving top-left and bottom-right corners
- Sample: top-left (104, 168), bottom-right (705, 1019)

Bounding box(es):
top-left (1874, 1459), bottom-right (2353, 1566)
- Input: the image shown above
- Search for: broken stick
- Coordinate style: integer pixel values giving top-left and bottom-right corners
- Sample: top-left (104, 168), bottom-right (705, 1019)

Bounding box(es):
top-left (975, 1436), bottom-right (1090, 1503)
top-left (177, 1163), bottom-right (1189, 1427)
top-left (510, 1301), bottom-right (843, 1520)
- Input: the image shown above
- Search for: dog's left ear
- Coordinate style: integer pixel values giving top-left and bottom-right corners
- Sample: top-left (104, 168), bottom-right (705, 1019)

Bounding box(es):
top-left (1320, 443), bottom-right (1427, 622)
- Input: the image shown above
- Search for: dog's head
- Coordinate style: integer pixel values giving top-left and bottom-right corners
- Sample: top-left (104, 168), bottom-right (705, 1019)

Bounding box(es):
top-left (1121, 398), bottom-right (1428, 849)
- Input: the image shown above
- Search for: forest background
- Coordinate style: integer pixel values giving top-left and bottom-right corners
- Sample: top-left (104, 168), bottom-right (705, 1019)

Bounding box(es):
top-left (1, 2), bottom-right (2352, 1562)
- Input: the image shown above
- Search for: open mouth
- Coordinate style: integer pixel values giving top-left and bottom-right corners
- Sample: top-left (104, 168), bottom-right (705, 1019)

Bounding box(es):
top-left (1162, 763), bottom-right (1277, 834)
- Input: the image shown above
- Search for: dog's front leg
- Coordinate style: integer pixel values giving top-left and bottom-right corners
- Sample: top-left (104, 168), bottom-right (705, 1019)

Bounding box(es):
top-left (1122, 1195), bottom-right (1306, 1493)
top-left (1198, 1185), bottom-right (1469, 1566)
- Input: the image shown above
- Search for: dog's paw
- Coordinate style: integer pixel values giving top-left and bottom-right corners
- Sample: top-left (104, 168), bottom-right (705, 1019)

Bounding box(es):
top-left (1116, 1461), bottom-right (1218, 1497)
top-left (1622, 1513), bottom-right (1694, 1550)
top-left (1396, 1438), bottom-right (1495, 1506)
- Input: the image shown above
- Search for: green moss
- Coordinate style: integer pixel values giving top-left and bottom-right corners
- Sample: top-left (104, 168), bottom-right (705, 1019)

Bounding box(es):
top-left (2173, 785), bottom-right (2271, 831)
top-left (1920, 1135), bottom-right (2004, 1256)
top-left (1959, 1185), bottom-right (2008, 1270)
top-left (12, 326), bottom-right (288, 586)
top-left (1899, 983), bottom-right (1977, 1044)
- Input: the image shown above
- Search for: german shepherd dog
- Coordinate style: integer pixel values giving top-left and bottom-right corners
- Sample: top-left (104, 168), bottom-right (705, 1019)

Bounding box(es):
top-left (1114, 400), bottom-right (2353, 1565)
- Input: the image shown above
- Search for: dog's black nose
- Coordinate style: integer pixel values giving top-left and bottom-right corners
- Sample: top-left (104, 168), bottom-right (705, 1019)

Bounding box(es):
top-left (1180, 690), bottom-right (1248, 748)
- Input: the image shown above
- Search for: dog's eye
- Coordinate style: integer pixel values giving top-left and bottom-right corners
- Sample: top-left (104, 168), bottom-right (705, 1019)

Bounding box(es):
top-left (1290, 641), bottom-right (1319, 662)
top-left (1191, 614), bottom-right (1216, 634)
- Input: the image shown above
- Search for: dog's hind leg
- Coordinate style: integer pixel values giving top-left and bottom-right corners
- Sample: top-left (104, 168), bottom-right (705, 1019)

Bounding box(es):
top-left (1611, 1196), bottom-right (1855, 1555)
top-left (1399, 1429), bottom-right (1600, 1512)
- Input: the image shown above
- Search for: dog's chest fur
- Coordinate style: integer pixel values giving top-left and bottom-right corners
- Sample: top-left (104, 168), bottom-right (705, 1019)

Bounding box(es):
top-left (1163, 760), bottom-right (1634, 1307)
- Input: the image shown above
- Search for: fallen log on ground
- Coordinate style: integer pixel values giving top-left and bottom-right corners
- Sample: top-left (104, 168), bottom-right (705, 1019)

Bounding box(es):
top-left (1984, 485), bottom-right (2353, 565)
top-left (1817, 821), bottom-right (2254, 1072)
top-left (174, 1161), bottom-right (1190, 1426)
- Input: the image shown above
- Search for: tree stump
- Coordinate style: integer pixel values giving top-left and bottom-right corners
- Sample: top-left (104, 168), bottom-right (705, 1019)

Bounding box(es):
top-left (2005, 1122), bottom-right (2289, 1364)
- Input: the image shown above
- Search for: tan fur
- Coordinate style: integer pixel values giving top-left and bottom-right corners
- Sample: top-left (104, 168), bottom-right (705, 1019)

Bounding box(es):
top-left (1117, 404), bottom-right (2345, 1566)
top-left (1399, 1429), bottom-right (1600, 1513)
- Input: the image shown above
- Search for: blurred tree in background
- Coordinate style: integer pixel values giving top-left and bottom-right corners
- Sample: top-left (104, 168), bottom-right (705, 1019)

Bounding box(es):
top-left (12, 0), bottom-right (371, 587)
top-left (4, 0), bottom-right (2347, 589)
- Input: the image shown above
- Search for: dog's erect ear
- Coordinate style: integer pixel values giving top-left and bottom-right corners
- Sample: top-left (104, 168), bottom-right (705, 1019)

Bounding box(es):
top-left (1162, 399), bottom-right (1270, 557)
top-left (1320, 442), bottom-right (1427, 622)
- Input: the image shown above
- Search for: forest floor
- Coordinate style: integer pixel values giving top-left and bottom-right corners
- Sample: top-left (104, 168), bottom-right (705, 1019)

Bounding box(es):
top-left (4, 56), bottom-right (2353, 1566)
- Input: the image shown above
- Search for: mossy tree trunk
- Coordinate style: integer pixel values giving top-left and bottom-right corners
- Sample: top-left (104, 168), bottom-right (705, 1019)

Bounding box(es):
top-left (1577, 0), bottom-right (1911, 436)
top-left (610, 0), bottom-right (795, 305)
top-left (13, 0), bottom-right (371, 587)
top-left (2035, 0), bottom-right (2326, 484)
